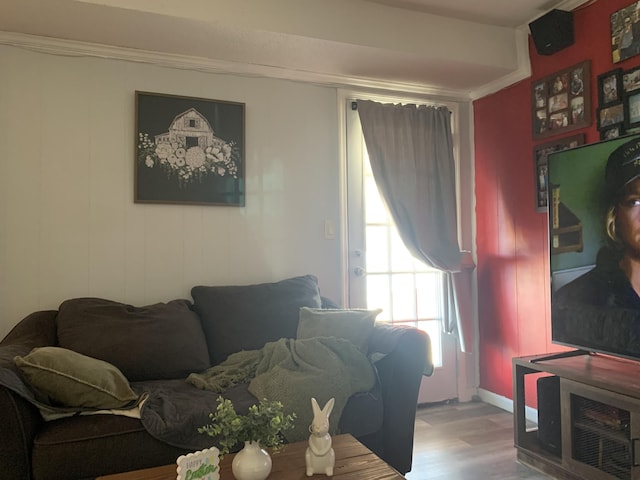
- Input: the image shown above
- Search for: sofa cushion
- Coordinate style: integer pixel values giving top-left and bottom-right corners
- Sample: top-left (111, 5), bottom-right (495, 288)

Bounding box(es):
top-left (56, 298), bottom-right (210, 381)
top-left (32, 415), bottom-right (191, 480)
top-left (297, 307), bottom-right (382, 353)
top-left (14, 347), bottom-right (139, 410)
top-left (191, 275), bottom-right (322, 364)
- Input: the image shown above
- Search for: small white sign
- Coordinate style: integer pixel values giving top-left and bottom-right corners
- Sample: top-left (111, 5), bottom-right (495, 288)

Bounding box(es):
top-left (176, 446), bottom-right (220, 480)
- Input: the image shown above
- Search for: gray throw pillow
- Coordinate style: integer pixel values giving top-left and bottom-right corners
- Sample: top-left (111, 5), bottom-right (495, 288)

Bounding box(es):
top-left (14, 347), bottom-right (139, 410)
top-left (297, 307), bottom-right (382, 353)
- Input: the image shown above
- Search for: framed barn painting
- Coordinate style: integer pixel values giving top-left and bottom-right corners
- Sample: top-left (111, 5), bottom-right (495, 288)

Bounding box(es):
top-left (135, 91), bottom-right (245, 206)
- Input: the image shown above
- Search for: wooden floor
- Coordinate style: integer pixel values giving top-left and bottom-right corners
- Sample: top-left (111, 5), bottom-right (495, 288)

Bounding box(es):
top-left (406, 400), bottom-right (552, 480)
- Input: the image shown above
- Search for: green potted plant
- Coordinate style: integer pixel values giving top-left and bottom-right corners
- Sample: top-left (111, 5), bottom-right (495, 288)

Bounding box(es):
top-left (198, 396), bottom-right (296, 480)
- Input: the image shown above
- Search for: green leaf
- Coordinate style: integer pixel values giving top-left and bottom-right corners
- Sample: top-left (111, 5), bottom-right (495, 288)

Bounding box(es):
top-left (198, 396), bottom-right (296, 456)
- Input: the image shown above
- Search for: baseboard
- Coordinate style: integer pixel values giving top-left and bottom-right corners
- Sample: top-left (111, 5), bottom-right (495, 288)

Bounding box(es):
top-left (477, 388), bottom-right (537, 425)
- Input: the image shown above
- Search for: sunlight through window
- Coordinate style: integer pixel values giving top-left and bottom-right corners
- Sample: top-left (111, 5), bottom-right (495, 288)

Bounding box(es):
top-left (363, 153), bottom-right (444, 367)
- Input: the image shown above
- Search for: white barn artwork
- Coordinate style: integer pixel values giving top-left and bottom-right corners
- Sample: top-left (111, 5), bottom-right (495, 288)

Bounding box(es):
top-left (154, 108), bottom-right (216, 150)
top-left (138, 108), bottom-right (239, 185)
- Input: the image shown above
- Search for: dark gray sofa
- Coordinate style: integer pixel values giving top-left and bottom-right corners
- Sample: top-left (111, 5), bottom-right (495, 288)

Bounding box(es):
top-left (0, 275), bottom-right (431, 479)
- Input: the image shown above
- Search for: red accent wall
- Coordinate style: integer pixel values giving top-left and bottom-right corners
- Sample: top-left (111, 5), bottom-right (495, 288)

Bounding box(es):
top-left (474, 0), bottom-right (640, 401)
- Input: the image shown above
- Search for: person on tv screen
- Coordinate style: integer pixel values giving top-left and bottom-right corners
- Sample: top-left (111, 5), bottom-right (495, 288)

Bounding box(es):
top-left (552, 137), bottom-right (640, 354)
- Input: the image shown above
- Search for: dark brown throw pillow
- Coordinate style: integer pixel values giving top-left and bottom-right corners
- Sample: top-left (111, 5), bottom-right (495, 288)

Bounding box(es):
top-left (56, 298), bottom-right (211, 381)
top-left (191, 275), bottom-right (322, 365)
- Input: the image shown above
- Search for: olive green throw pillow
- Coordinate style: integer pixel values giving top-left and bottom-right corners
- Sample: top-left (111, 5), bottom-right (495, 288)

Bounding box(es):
top-left (14, 347), bottom-right (139, 410)
top-left (297, 307), bottom-right (382, 353)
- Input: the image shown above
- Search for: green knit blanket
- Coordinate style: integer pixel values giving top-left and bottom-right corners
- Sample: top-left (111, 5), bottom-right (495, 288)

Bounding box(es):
top-left (186, 336), bottom-right (376, 442)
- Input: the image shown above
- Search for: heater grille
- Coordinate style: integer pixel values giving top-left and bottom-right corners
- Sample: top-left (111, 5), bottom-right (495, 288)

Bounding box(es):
top-left (572, 395), bottom-right (631, 479)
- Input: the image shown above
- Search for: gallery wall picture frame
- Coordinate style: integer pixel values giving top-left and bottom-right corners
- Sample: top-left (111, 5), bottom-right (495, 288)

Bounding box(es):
top-left (611, 1), bottom-right (640, 63)
top-left (597, 68), bottom-right (623, 106)
top-left (625, 90), bottom-right (640, 129)
top-left (597, 102), bottom-right (625, 130)
top-left (600, 123), bottom-right (625, 140)
top-left (531, 60), bottom-right (591, 140)
top-left (623, 65), bottom-right (640, 93)
top-left (533, 134), bottom-right (585, 212)
top-left (135, 91), bottom-right (245, 206)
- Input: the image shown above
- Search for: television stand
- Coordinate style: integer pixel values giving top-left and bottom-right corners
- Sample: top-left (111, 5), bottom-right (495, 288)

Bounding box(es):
top-left (513, 353), bottom-right (640, 480)
top-left (529, 349), bottom-right (590, 363)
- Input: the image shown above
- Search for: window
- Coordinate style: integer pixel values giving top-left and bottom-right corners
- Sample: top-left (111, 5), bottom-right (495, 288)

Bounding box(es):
top-left (362, 150), bottom-right (444, 366)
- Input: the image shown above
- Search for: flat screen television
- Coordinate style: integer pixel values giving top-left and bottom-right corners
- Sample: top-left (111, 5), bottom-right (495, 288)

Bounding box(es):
top-left (547, 133), bottom-right (640, 362)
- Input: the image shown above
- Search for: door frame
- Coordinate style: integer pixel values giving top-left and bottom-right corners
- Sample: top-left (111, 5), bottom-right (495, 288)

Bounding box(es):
top-left (336, 88), bottom-right (479, 402)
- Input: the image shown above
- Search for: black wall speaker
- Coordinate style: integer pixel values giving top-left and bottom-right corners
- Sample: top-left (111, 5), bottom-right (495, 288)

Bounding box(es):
top-left (537, 375), bottom-right (561, 455)
top-left (529, 9), bottom-right (574, 55)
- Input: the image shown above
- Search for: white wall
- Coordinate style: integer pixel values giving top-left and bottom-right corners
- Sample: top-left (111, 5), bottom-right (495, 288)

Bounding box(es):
top-left (0, 44), bottom-right (342, 338)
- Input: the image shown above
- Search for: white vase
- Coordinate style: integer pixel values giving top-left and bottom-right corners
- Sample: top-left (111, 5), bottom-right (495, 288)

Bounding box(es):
top-left (232, 441), bottom-right (272, 480)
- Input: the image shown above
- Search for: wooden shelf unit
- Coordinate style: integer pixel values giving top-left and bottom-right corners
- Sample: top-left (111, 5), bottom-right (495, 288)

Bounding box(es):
top-left (513, 353), bottom-right (640, 480)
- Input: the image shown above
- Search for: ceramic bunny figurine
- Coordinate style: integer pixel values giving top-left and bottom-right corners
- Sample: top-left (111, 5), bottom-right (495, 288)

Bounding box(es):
top-left (305, 397), bottom-right (335, 477)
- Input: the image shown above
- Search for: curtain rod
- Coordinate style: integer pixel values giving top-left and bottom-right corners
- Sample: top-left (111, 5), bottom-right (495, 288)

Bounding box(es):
top-left (351, 100), bottom-right (450, 112)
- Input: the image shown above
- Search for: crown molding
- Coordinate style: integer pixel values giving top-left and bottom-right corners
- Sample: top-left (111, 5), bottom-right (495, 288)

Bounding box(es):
top-left (0, 1), bottom-right (594, 104)
top-left (0, 30), bottom-right (474, 102)
top-left (469, 25), bottom-right (532, 100)
top-left (468, 0), bottom-right (592, 100)
top-left (533, 0), bottom-right (592, 23)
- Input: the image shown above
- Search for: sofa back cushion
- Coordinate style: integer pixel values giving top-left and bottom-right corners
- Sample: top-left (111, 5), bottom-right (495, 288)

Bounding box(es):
top-left (191, 275), bottom-right (322, 365)
top-left (57, 298), bottom-right (210, 381)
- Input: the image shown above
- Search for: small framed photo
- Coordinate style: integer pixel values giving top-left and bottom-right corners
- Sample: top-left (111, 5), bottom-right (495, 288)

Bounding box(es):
top-left (549, 93), bottom-right (568, 113)
top-left (625, 90), bottom-right (640, 129)
top-left (623, 66), bottom-right (640, 93)
top-left (598, 68), bottom-right (623, 106)
top-left (534, 109), bottom-right (548, 135)
top-left (550, 73), bottom-right (568, 95)
top-left (597, 102), bottom-right (625, 129)
top-left (600, 124), bottom-right (625, 140)
top-left (549, 110), bottom-right (570, 131)
top-left (570, 97), bottom-right (585, 123)
top-left (533, 134), bottom-right (585, 212)
top-left (534, 82), bottom-right (547, 109)
top-left (611, 2), bottom-right (640, 63)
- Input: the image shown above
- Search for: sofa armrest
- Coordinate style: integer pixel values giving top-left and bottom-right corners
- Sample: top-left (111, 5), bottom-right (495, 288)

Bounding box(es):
top-left (368, 323), bottom-right (433, 375)
top-left (365, 323), bottom-right (431, 474)
top-left (1, 310), bottom-right (58, 348)
top-left (0, 386), bottom-right (41, 479)
top-left (0, 310), bottom-right (57, 479)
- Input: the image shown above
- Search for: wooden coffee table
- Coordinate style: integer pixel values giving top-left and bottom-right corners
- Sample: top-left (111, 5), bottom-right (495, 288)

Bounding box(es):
top-left (96, 434), bottom-right (405, 479)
